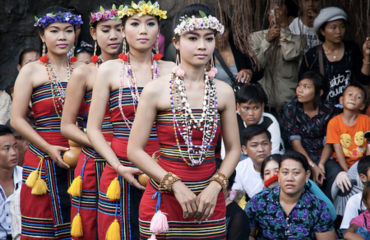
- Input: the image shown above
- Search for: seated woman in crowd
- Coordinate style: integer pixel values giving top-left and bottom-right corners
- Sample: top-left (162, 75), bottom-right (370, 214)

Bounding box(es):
top-left (260, 154), bottom-right (337, 221)
top-left (344, 181), bottom-right (370, 240)
top-left (246, 151), bottom-right (336, 240)
top-left (283, 71), bottom-right (335, 187)
top-left (299, 7), bottom-right (370, 110)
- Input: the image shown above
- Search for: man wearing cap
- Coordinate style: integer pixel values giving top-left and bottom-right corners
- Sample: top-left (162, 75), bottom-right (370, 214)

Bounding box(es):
top-left (251, 0), bottom-right (302, 117)
top-left (299, 6), bottom-right (370, 109)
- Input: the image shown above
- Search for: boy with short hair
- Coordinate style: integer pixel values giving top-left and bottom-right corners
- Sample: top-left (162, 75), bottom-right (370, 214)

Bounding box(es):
top-left (232, 125), bottom-right (272, 199)
top-left (236, 83), bottom-right (284, 155)
top-left (324, 84), bottom-right (370, 199)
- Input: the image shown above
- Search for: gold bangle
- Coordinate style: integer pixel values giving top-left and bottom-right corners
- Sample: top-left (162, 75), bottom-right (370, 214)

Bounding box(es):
top-left (160, 172), bottom-right (181, 191)
top-left (363, 59), bottom-right (370, 65)
top-left (210, 172), bottom-right (228, 190)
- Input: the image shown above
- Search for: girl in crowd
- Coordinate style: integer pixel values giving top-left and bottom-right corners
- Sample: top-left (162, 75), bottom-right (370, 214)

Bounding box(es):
top-left (86, 1), bottom-right (174, 239)
top-left (299, 7), bottom-right (370, 109)
top-left (127, 4), bottom-right (241, 239)
top-left (283, 71), bottom-right (335, 187)
top-left (344, 181), bottom-right (370, 240)
top-left (60, 3), bottom-right (122, 239)
top-left (247, 151), bottom-right (336, 239)
top-left (10, 6), bottom-right (83, 239)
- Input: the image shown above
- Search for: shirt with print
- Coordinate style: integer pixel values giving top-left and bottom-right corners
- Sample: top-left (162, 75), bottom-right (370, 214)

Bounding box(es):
top-left (299, 40), bottom-right (370, 108)
top-left (283, 99), bottom-right (336, 164)
top-left (246, 185), bottom-right (334, 240)
top-left (326, 113), bottom-right (370, 168)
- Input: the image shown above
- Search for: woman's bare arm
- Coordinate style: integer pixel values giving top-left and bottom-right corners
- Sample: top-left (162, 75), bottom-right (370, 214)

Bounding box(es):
top-left (61, 65), bottom-right (92, 147)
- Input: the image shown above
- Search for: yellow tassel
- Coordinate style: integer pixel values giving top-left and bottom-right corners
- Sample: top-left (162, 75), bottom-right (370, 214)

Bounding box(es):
top-left (105, 219), bottom-right (120, 240)
top-left (106, 177), bottom-right (120, 200)
top-left (68, 176), bottom-right (83, 197)
top-left (26, 170), bottom-right (39, 188)
top-left (31, 176), bottom-right (49, 195)
top-left (71, 213), bottom-right (83, 237)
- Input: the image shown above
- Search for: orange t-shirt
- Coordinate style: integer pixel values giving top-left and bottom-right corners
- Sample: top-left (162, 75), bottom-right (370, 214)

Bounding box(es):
top-left (326, 113), bottom-right (370, 168)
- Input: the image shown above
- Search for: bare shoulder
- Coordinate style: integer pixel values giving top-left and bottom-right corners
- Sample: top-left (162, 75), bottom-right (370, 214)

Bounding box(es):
top-left (97, 59), bottom-right (121, 75)
top-left (213, 79), bottom-right (235, 110)
top-left (71, 63), bottom-right (96, 76)
top-left (214, 79), bottom-right (233, 95)
top-left (16, 60), bottom-right (45, 84)
top-left (71, 61), bottom-right (86, 69)
top-left (158, 60), bottom-right (176, 76)
top-left (145, 73), bottom-right (171, 93)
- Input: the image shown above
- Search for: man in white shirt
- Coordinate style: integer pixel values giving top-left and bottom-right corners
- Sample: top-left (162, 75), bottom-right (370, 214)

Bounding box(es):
top-left (232, 125), bottom-right (272, 198)
top-left (0, 125), bottom-right (21, 240)
top-left (289, 0), bottom-right (320, 52)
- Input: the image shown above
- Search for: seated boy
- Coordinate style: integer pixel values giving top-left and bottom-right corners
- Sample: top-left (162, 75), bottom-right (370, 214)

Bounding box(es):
top-left (232, 125), bottom-right (272, 199)
top-left (324, 84), bottom-right (370, 199)
top-left (340, 156), bottom-right (370, 231)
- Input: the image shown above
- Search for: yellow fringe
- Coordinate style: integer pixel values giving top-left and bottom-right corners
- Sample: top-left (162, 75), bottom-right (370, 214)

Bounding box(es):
top-left (25, 170), bottom-right (38, 188)
top-left (31, 176), bottom-right (49, 195)
top-left (106, 177), bottom-right (120, 200)
top-left (105, 219), bottom-right (120, 240)
top-left (68, 176), bottom-right (83, 197)
top-left (71, 213), bottom-right (83, 237)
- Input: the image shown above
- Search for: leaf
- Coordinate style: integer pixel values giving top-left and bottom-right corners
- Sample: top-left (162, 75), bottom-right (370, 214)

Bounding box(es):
top-left (100, 6), bottom-right (105, 12)
top-left (119, 5), bottom-right (124, 11)
top-left (199, 10), bottom-right (206, 18)
top-left (34, 16), bottom-right (38, 22)
top-left (147, 1), bottom-right (152, 6)
top-left (112, 4), bottom-right (116, 10)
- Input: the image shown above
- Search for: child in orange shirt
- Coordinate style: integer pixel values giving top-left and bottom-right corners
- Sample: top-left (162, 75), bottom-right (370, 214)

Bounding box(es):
top-left (325, 84), bottom-right (370, 198)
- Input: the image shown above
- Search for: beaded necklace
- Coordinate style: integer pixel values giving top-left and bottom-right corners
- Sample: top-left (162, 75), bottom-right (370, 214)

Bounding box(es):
top-left (169, 70), bottom-right (219, 166)
top-left (118, 52), bottom-right (160, 129)
top-left (45, 59), bottom-right (73, 119)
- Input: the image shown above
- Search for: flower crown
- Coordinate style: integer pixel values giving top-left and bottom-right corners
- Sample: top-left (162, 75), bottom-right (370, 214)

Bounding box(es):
top-left (90, 5), bottom-right (121, 26)
top-left (117, 1), bottom-right (167, 20)
top-left (174, 11), bottom-right (224, 36)
top-left (34, 11), bottom-right (83, 28)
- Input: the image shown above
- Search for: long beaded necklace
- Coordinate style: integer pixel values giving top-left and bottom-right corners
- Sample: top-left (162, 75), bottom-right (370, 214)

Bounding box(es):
top-left (118, 52), bottom-right (160, 129)
top-left (169, 70), bottom-right (219, 166)
top-left (45, 59), bottom-right (73, 119)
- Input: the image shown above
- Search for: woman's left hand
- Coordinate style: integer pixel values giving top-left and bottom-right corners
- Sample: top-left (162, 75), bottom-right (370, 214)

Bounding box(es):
top-left (194, 181), bottom-right (222, 223)
top-left (362, 37), bottom-right (370, 56)
top-left (236, 69), bottom-right (253, 83)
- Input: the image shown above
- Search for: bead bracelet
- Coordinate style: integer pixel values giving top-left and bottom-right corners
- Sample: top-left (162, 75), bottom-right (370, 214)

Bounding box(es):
top-left (210, 172), bottom-right (228, 190)
top-left (160, 172), bottom-right (181, 191)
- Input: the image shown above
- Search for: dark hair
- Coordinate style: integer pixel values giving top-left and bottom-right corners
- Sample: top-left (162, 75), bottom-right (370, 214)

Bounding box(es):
top-left (343, 83), bottom-right (367, 103)
top-left (173, 4), bottom-right (216, 40)
top-left (283, 0), bottom-right (299, 18)
top-left (260, 154), bottom-right (282, 180)
top-left (298, 71), bottom-right (329, 109)
top-left (317, 19), bottom-right (346, 42)
top-left (215, 158), bottom-right (236, 190)
top-left (0, 125), bottom-right (13, 137)
top-left (236, 83), bottom-right (268, 105)
top-left (358, 156), bottom-right (370, 177)
top-left (362, 181), bottom-right (370, 206)
top-left (241, 124), bottom-right (271, 146)
top-left (280, 151), bottom-right (310, 171)
top-left (18, 48), bottom-right (39, 65)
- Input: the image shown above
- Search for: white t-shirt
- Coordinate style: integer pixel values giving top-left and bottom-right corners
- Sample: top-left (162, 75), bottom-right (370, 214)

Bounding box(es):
top-left (232, 157), bottom-right (264, 198)
top-left (289, 17), bottom-right (320, 52)
top-left (340, 192), bottom-right (366, 229)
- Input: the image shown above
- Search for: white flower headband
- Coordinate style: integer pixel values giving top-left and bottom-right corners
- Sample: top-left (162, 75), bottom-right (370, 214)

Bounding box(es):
top-left (174, 10), bottom-right (224, 36)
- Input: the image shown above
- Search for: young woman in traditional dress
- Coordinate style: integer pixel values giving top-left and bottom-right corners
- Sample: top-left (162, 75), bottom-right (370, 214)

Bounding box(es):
top-left (127, 4), bottom-right (241, 240)
top-left (86, 1), bottom-right (174, 239)
top-left (60, 3), bottom-right (123, 239)
top-left (10, 6), bottom-right (83, 239)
